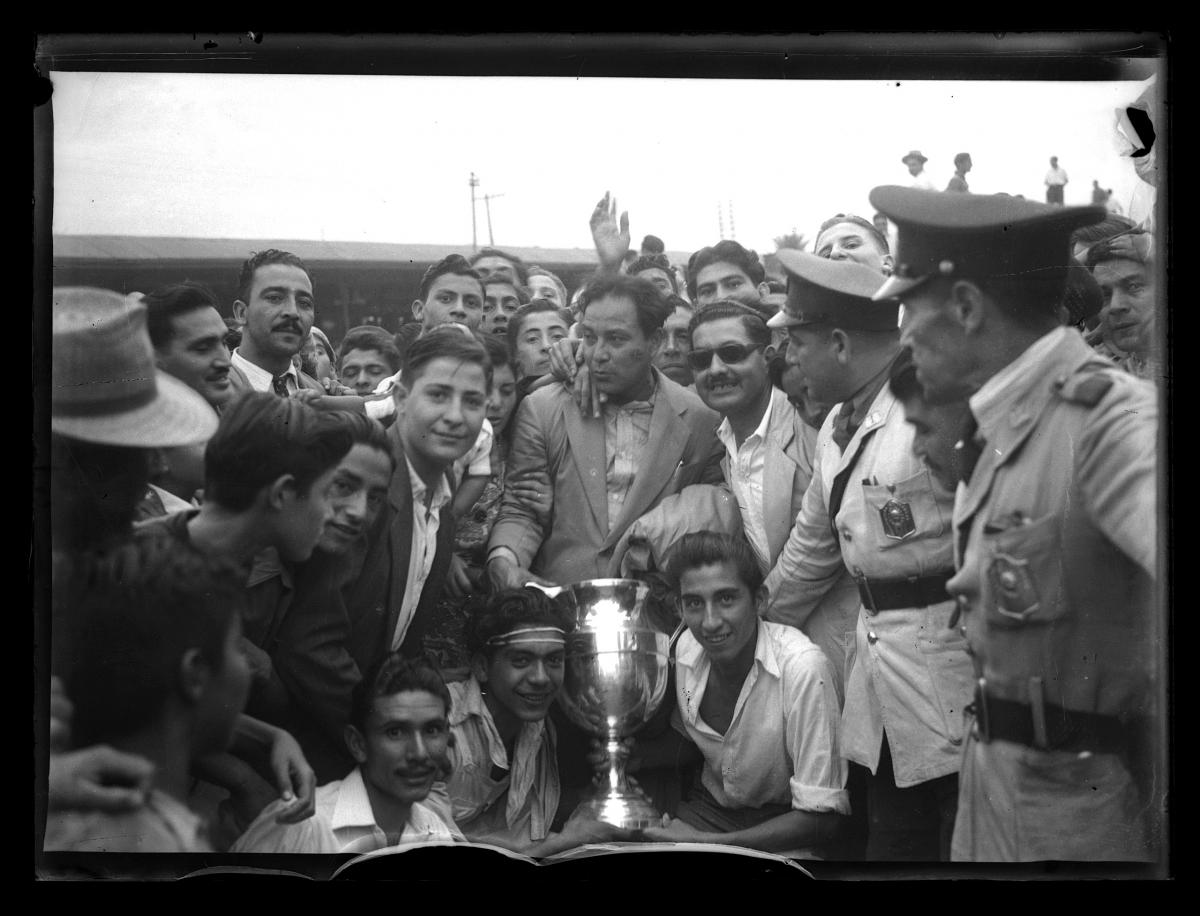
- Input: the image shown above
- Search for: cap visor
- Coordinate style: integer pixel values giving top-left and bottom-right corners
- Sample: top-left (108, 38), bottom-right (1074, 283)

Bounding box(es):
top-left (873, 274), bottom-right (931, 301)
top-left (766, 310), bottom-right (803, 329)
top-left (52, 371), bottom-right (219, 448)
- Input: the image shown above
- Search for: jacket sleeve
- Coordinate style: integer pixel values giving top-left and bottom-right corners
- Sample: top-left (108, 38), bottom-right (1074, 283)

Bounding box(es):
top-left (616, 484), bottom-right (743, 576)
top-left (762, 451), bottom-right (848, 629)
top-left (487, 395), bottom-right (551, 570)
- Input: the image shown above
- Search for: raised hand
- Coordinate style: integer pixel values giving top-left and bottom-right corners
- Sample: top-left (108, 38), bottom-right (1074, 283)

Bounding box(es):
top-left (590, 191), bottom-right (631, 272)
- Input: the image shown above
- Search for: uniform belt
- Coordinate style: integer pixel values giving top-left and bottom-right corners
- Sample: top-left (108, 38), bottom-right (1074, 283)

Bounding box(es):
top-left (856, 572), bottom-right (953, 613)
top-left (967, 684), bottom-right (1128, 753)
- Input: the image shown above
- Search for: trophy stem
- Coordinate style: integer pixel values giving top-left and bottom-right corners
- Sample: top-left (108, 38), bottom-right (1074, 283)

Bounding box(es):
top-left (581, 721), bottom-right (661, 830)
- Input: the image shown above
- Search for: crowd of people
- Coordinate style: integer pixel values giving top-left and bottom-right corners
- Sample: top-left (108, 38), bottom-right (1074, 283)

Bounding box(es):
top-left (42, 170), bottom-right (1163, 867)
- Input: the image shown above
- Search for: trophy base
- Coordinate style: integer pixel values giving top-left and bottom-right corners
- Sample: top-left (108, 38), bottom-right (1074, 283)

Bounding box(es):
top-left (580, 789), bottom-right (662, 831)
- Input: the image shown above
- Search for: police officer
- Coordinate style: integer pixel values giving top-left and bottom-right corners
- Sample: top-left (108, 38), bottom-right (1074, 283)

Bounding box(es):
top-left (870, 186), bottom-right (1160, 862)
top-left (763, 251), bottom-right (975, 861)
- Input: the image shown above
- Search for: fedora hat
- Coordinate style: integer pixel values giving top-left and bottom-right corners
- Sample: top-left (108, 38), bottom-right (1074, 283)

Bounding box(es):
top-left (901, 150), bottom-right (928, 166)
top-left (52, 287), bottom-right (218, 447)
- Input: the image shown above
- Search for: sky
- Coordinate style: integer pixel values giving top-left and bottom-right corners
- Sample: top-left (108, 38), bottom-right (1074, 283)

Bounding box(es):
top-left (49, 71), bottom-right (1158, 257)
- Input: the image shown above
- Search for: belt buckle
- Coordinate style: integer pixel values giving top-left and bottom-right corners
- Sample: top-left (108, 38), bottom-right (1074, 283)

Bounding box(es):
top-left (971, 678), bottom-right (991, 743)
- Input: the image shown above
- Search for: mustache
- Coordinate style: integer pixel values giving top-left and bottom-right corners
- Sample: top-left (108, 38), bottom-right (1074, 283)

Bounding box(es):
top-left (273, 319), bottom-right (304, 334)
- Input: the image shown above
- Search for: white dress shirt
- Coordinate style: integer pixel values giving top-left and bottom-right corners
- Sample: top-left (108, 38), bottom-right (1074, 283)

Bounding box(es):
top-left (716, 387), bottom-right (778, 573)
top-left (393, 456), bottom-right (454, 651)
top-left (232, 348), bottom-right (300, 394)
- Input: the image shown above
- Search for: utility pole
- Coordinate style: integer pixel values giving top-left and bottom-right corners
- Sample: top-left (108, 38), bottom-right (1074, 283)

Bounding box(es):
top-left (717, 202), bottom-right (725, 240)
top-left (469, 172), bottom-right (480, 252)
top-left (728, 199), bottom-right (736, 240)
top-left (482, 192), bottom-right (505, 247)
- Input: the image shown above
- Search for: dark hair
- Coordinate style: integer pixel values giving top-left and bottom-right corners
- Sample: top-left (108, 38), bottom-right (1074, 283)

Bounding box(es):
top-left (628, 254), bottom-right (678, 293)
top-left (687, 300), bottom-right (771, 349)
top-left (483, 275), bottom-right (532, 305)
top-left (204, 392), bottom-right (353, 511)
top-left (463, 587), bottom-right (574, 660)
top-left (223, 318), bottom-right (242, 351)
top-left (400, 326), bottom-right (494, 391)
top-left (469, 247), bottom-right (528, 285)
top-left (887, 347), bottom-right (923, 402)
top-left (330, 410), bottom-right (394, 467)
top-left (418, 254), bottom-right (484, 303)
top-left (686, 241), bottom-right (766, 300)
top-left (816, 213), bottom-right (890, 256)
top-left (143, 282), bottom-right (222, 350)
top-left (578, 273), bottom-right (673, 338)
top-left (1060, 262), bottom-right (1105, 326)
top-left (481, 333), bottom-right (513, 371)
top-left (1079, 215), bottom-right (1132, 246)
top-left (350, 653), bottom-right (450, 733)
top-left (65, 533), bottom-right (246, 748)
top-left (236, 249), bottom-right (312, 305)
top-left (641, 234), bottom-right (665, 255)
top-left (666, 531), bottom-right (764, 595)
top-left (392, 322), bottom-right (423, 364)
top-left (51, 435), bottom-right (150, 552)
top-left (524, 266), bottom-right (569, 305)
top-left (507, 299), bottom-right (573, 362)
top-left (954, 152), bottom-right (972, 167)
top-left (338, 325), bottom-right (402, 374)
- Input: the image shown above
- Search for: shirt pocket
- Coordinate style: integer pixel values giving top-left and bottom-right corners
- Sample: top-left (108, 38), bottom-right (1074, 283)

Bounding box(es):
top-left (980, 512), bottom-right (1065, 629)
top-left (861, 467), bottom-right (945, 551)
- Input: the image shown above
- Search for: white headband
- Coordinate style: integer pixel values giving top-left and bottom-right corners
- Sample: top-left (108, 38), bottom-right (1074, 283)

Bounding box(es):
top-left (486, 626), bottom-right (567, 648)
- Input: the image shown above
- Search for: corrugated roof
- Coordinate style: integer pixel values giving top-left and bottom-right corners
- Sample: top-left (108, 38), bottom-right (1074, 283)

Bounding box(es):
top-left (52, 235), bottom-right (694, 268)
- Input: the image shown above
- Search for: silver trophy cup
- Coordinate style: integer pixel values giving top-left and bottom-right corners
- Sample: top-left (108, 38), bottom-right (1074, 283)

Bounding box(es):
top-left (557, 578), bottom-right (671, 829)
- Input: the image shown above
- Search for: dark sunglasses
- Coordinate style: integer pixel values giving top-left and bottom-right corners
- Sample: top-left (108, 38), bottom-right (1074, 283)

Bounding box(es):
top-left (687, 342), bottom-right (766, 371)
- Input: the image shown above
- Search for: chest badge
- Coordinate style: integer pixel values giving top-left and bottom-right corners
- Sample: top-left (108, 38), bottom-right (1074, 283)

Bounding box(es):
top-left (987, 553), bottom-right (1039, 621)
top-left (879, 498), bottom-right (917, 540)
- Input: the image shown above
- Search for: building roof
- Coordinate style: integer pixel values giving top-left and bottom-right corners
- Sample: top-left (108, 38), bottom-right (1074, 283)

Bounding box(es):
top-left (52, 235), bottom-right (693, 269)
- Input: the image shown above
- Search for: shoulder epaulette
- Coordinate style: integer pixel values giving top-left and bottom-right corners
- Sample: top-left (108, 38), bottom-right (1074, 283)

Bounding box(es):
top-left (1052, 365), bottom-right (1115, 407)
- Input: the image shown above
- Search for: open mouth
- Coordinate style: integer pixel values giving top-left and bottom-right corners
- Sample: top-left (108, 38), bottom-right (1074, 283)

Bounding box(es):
top-left (706, 380), bottom-right (739, 392)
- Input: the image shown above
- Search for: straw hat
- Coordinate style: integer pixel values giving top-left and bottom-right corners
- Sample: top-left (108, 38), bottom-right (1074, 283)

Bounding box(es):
top-left (52, 287), bottom-right (218, 447)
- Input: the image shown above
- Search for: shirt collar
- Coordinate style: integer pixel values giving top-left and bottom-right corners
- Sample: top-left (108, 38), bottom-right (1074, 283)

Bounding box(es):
top-left (245, 546), bottom-right (293, 590)
top-left (969, 326), bottom-right (1068, 432)
top-left (603, 373), bottom-right (659, 416)
top-left (232, 348), bottom-right (300, 390)
top-left (329, 767), bottom-right (380, 832)
top-left (405, 456), bottom-right (453, 511)
top-left (716, 386), bottom-right (778, 452)
top-left (676, 622), bottom-right (780, 695)
top-left (844, 356), bottom-right (895, 432)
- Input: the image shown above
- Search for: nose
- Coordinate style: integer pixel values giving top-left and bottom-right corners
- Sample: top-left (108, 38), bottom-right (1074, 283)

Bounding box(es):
top-left (442, 394), bottom-right (465, 427)
top-left (700, 603), bottom-right (721, 632)
top-left (148, 449), bottom-right (169, 478)
top-left (526, 660), bottom-right (551, 686)
top-left (785, 345), bottom-right (802, 368)
top-left (408, 731), bottom-right (430, 762)
top-left (214, 345), bottom-right (232, 367)
top-left (343, 490), bottom-right (367, 523)
top-left (449, 300), bottom-right (467, 320)
top-left (1105, 291), bottom-right (1129, 318)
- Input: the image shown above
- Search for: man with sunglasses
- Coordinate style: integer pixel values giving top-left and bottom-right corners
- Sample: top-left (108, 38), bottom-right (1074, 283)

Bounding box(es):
top-left (761, 251), bottom-right (973, 861)
top-left (687, 301), bottom-right (861, 704)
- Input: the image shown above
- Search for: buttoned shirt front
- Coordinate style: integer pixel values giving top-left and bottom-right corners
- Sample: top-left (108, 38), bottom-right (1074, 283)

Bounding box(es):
top-left (394, 457), bottom-right (453, 651)
top-left (672, 621), bottom-right (849, 817)
top-left (230, 767), bottom-right (461, 853)
top-left (716, 388), bottom-right (777, 572)
top-left (1045, 166), bottom-right (1069, 187)
top-left (426, 677), bottom-right (560, 845)
top-left (232, 348), bottom-right (300, 394)
top-left (603, 383), bottom-right (658, 528)
top-left (910, 173), bottom-right (937, 192)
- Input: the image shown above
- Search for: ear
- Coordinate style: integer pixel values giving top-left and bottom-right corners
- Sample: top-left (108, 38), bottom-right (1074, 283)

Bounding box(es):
top-left (647, 325), bottom-right (665, 355)
top-left (411, 299), bottom-right (425, 325)
top-left (265, 474), bottom-right (298, 512)
top-left (753, 585), bottom-right (769, 618)
top-left (232, 299), bottom-right (249, 325)
top-left (881, 254), bottom-right (895, 276)
top-left (391, 378), bottom-right (410, 417)
top-left (178, 648), bottom-right (211, 706)
top-left (344, 724), bottom-right (368, 764)
top-left (757, 282), bottom-right (771, 300)
top-left (949, 280), bottom-right (987, 335)
top-left (830, 328), bottom-right (853, 364)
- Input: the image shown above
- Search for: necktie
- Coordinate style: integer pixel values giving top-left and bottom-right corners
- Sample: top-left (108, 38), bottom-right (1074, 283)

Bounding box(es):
top-left (956, 410), bottom-right (983, 485)
top-left (272, 374), bottom-right (290, 398)
top-left (831, 399), bottom-right (858, 453)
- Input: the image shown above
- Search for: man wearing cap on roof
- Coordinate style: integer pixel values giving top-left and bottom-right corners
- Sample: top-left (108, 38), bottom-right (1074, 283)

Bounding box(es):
top-left (1085, 227), bottom-right (1161, 382)
top-left (761, 254), bottom-right (974, 861)
top-left (902, 151), bottom-right (937, 192)
top-left (870, 186), bottom-right (1160, 862)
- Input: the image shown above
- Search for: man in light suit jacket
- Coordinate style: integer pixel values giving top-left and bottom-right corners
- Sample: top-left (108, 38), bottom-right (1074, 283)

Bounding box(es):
top-left (487, 273), bottom-right (724, 591)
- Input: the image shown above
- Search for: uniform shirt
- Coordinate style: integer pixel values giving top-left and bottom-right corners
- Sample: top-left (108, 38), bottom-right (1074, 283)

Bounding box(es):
top-left (230, 767), bottom-right (462, 853)
top-left (232, 348), bottom-right (300, 394)
top-left (427, 677), bottom-right (560, 845)
top-left (603, 385), bottom-right (658, 528)
top-left (394, 456), bottom-right (453, 651)
top-left (763, 378), bottom-right (973, 786)
top-left (45, 789), bottom-right (212, 852)
top-left (672, 621), bottom-right (849, 816)
top-left (715, 388), bottom-right (778, 572)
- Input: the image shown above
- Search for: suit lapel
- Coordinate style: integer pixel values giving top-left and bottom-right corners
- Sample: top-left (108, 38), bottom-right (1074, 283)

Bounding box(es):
top-left (606, 383), bottom-right (689, 546)
top-left (562, 404), bottom-right (610, 538)
top-left (761, 393), bottom-right (801, 562)
top-left (384, 425), bottom-right (415, 650)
